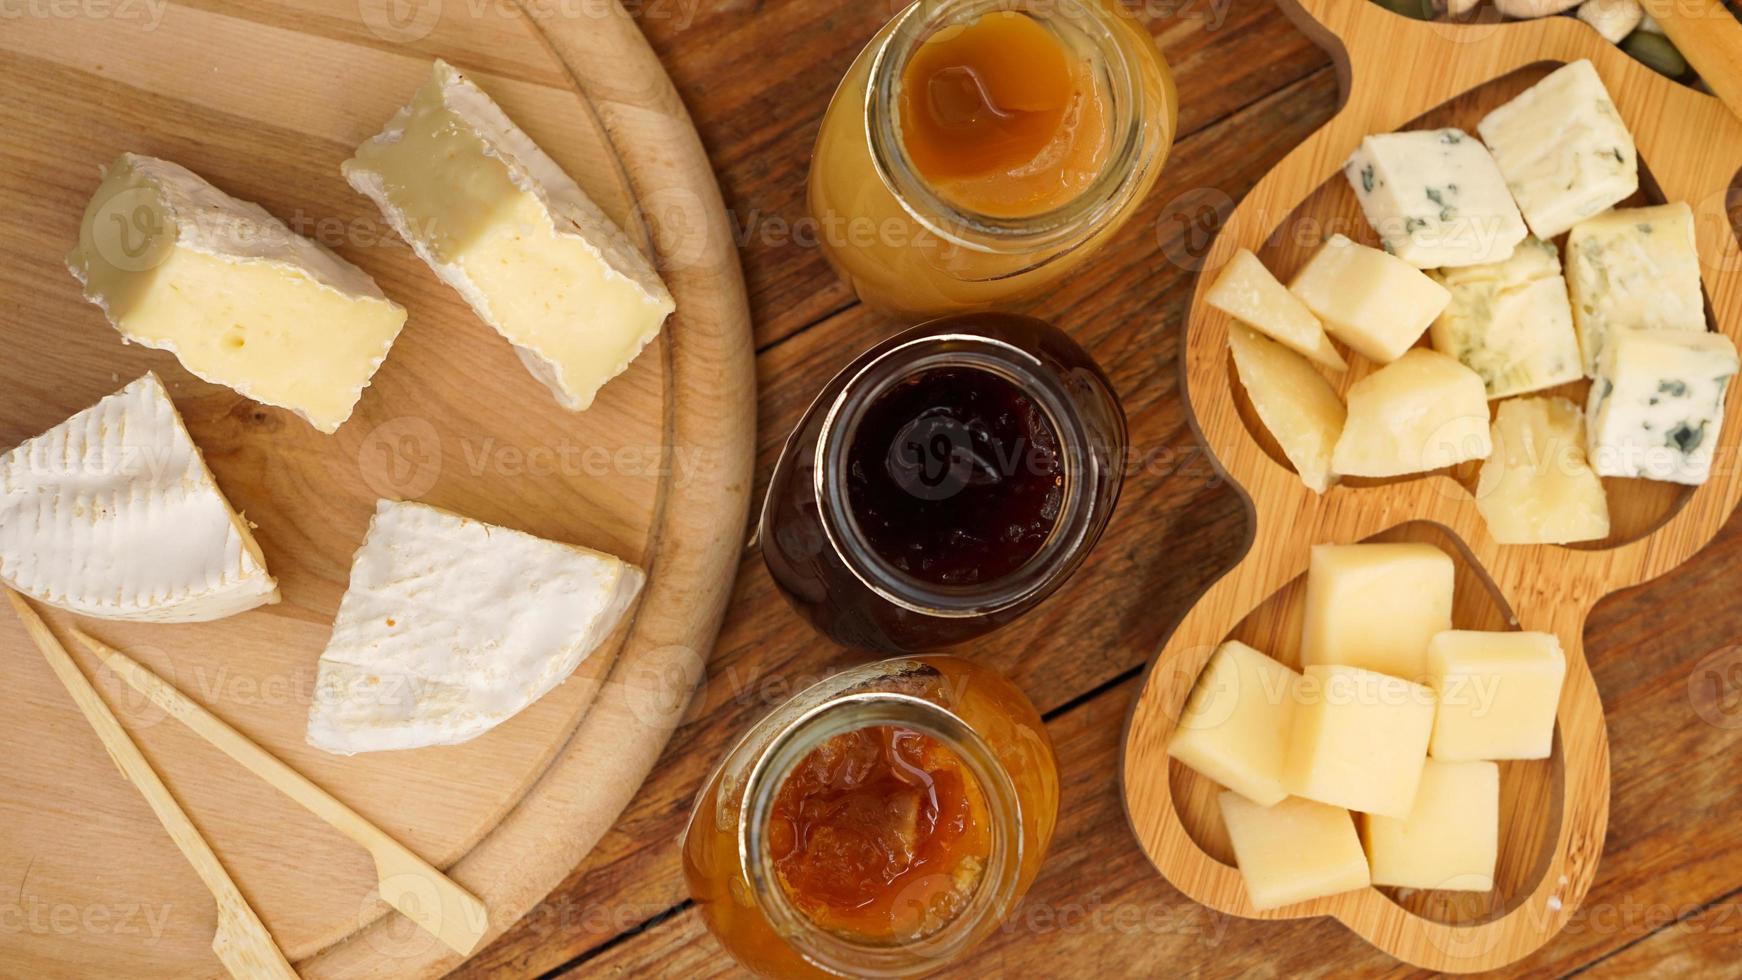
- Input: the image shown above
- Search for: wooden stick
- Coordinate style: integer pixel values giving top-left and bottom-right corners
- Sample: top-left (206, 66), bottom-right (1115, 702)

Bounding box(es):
top-left (69, 626), bottom-right (489, 957)
top-left (5, 591), bottom-right (298, 980)
top-left (1643, 0), bottom-right (1742, 124)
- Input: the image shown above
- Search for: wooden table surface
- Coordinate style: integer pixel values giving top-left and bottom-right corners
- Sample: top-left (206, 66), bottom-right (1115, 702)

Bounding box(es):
top-left (459, 4), bottom-right (1742, 977)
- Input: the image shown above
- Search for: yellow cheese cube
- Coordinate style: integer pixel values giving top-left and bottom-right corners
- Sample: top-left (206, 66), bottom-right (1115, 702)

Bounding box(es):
top-left (1228, 325), bottom-right (1347, 494)
top-left (1427, 630), bottom-right (1566, 761)
top-left (1167, 641), bottom-right (1302, 805)
top-left (1331, 348), bottom-right (1493, 478)
top-left (1286, 665), bottom-right (1436, 818)
top-left (1288, 234), bottom-right (1451, 364)
top-left (1207, 249), bottom-right (1347, 370)
top-left (1362, 759), bottom-right (1499, 891)
top-left (1476, 397), bottom-right (1610, 545)
top-left (1220, 793), bottom-right (1370, 911)
top-left (1301, 542), bottom-right (1453, 680)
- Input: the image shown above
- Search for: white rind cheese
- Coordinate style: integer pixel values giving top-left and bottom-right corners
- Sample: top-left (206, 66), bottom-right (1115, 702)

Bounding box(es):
top-left (1289, 234), bottom-right (1451, 364)
top-left (1586, 329), bottom-right (1738, 485)
top-left (1566, 202), bottom-right (1706, 376)
top-left (0, 373), bottom-right (279, 622)
top-left (1476, 397), bottom-right (1611, 545)
top-left (1477, 59), bottom-right (1639, 241)
top-left (66, 154), bottom-right (407, 434)
top-left (1343, 128), bottom-right (1527, 269)
top-left (345, 60), bottom-right (676, 412)
top-left (1206, 249), bottom-right (1346, 370)
top-left (306, 500), bottom-right (645, 754)
top-left (1332, 349), bottom-right (1493, 478)
top-left (1430, 237), bottom-right (1583, 399)
top-left (1228, 325), bottom-right (1346, 493)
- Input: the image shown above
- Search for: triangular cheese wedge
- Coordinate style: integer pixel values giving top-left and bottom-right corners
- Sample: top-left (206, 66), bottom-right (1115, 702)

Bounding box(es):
top-left (0, 373), bottom-right (279, 622)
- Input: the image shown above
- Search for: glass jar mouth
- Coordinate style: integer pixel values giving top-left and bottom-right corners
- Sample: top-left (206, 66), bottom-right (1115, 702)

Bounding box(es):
top-left (739, 692), bottom-right (1024, 978)
top-left (865, 0), bottom-right (1153, 253)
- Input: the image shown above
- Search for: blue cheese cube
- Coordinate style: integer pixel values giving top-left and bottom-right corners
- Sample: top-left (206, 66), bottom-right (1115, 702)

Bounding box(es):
top-left (1343, 128), bottom-right (1527, 269)
top-left (1477, 60), bottom-right (1638, 240)
top-left (1430, 238), bottom-right (1582, 399)
top-left (1587, 329), bottom-right (1738, 485)
top-left (1566, 203), bottom-right (1706, 377)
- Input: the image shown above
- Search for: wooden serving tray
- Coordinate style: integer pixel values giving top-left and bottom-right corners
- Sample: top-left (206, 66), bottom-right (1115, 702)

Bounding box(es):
top-left (0, 1), bottom-right (752, 976)
top-left (1121, 0), bottom-right (1742, 972)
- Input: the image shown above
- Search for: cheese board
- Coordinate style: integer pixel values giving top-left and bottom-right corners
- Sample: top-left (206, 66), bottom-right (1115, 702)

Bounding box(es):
top-left (0, 1), bottom-right (753, 977)
top-left (1121, 0), bottom-right (1742, 972)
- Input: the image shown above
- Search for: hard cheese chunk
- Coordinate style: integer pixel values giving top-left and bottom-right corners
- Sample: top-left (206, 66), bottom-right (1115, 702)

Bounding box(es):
top-left (1477, 59), bottom-right (1638, 240)
top-left (1361, 759), bottom-right (1499, 891)
top-left (1428, 630), bottom-right (1566, 761)
top-left (0, 373), bottom-right (278, 622)
top-left (1290, 235), bottom-right (1450, 363)
top-left (1430, 237), bottom-right (1583, 399)
top-left (1219, 793), bottom-right (1370, 912)
top-left (1476, 397), bottom-right (1611, 545)
top-left (345, 60), bottom-right (675, 412)
top-left (1302, 542), bottom-right (1453, 680)
top-left (1587, 329), bottom-right (1739, 485)
top-left (1228, 325), bottom-right (1347, 494)
top-left (306, 500), bottom-right (644, 754)
top-left (1206, 249), bottom-right (1346, 369)
top-left (1286, 665), bottom-right (1436, 818)
top-left (1343, 128), bottom-right (1526, 269)
top-left (1167, 641), bottom-right (1301, 806)
top-left (66, 154), bottom-right (407, 434)
top-left (1332, 349), bottom-right (1493, 478)
top-left (1566, 203), bottom-right (1706, 376)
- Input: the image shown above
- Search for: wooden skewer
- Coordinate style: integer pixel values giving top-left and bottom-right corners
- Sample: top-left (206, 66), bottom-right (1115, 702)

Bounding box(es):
top-left (69, 626), bottom-right (489, 957)
top-left (1643, 0), bottom-right (1742, 124)
top-left (5, 591), bottom-right (299, 980)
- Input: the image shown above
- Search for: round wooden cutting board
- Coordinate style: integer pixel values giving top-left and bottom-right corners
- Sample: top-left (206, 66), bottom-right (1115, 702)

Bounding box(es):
top-left (0, 1), bottom-right (753, 976)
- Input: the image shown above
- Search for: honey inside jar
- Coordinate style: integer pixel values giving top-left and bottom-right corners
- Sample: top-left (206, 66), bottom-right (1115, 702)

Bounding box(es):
top-left (768, 724), bottom-right (991, 941)
top-left (897, 11), bottom-right (1108, 218)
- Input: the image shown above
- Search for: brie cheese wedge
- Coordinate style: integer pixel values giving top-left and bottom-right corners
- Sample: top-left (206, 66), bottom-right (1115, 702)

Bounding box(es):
top-left (344, 60), bottom-right (676, 412)
top-left (306, 500), bottom-right (645, 754)
top-left (0, 373), bottom-right (279, 622)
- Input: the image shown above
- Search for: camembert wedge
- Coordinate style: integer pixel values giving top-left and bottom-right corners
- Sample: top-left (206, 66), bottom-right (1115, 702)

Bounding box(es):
top-left (345, 60), bottom-right (676, 412)
top-left (0, 373), bottom-right (279, 622)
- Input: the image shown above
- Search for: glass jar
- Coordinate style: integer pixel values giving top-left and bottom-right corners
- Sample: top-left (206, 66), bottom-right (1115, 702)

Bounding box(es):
top-left (760, 313), bottom-right (1125, 652)
top-left (682, 656), bottom-right (1058, 978)
top-left (806, 0), bottom-right (1177, 318)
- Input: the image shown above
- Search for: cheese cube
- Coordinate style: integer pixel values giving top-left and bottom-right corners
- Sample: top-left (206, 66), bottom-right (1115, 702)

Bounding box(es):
top-left (1167, 641), bottom-right (1302, 806)
top-left (1286, 665), bottom-right (1436, 817)
top-left (1219, 793), bottom-right (1371, 911)
top-left (1206, 249), bottom-right (1347, 370)
top-left (1566, 203), bottom-right (1706, 376)
top-left (1430, 238), bottom-right (1583, 399)
top-left (1301, 542), bottom-right (1454, 680)
top-left (1331, 349), bottom-right (1493, 478)
top-left (1289, 234), bottom-right (1451, 364)
top-left (1427, 630), bottom-right (1566, 760)
top-left (1587, 329), bottom-right (1739, 485)
top-left (66, 154), bottom-right (408, 434)
top-left (1477, 59), bottom-right (1639, 240)
top-left (1361, 759), bottom-right (1499, 891)
top-left (1476, 397), bottom-right (1611, 545)
top-left (1343, 128), bottom-right (1527, 269)
top-left (1228, 325), bottom-right (1347, 494)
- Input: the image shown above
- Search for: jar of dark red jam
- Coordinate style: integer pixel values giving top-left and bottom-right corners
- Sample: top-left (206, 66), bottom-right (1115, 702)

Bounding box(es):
top-left (761, 313), bottom-right (1125, 651)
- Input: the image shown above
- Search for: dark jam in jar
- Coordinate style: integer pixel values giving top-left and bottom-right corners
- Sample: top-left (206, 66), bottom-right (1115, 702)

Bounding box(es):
top-left (844, 367), bottom-right (1063, 587)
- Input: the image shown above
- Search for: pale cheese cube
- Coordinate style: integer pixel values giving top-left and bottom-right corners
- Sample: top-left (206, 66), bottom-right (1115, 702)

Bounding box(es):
top-left (1476, 397), bottom-right (1611, 545)
top-left (1206, 249), bottom-right (1346, 370)
top-left (1168, 641), bottom-right (1301, 806)
top-left (1427, 630), bottom-right (1566, 761)
top-left (1566, 203), bottom-right (1706, 376)
top-left (1361, 759), bottom-right (1499, 891)
top-left (1587, 329), bottom-right (1739, 485)
top-left (1477, 59), bottom-right (1639, 240)
top-left (1289, 234), bottom-right (1451, 364)
top-left (1285, 665), bottom-right (1436, 818)
top-left (1578, 0), bottom-right (1644, 43)
top-left (1343, 128), bottom-right (1527, 269)
top-left (1331, 349), bottom-right (1493, 478)
top-left (1430, 238), bottom-right (1583, 399)
top-left (1301, 542), bottom-right (1453, 680)
top-left (1219, 793), bottom-right (1371, 911)
top-left (1228, 325), bottom-right (1347, 494)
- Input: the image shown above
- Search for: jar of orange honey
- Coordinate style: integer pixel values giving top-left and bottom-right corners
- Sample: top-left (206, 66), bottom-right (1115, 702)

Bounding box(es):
top-left (808, 0), bottom-right (1177, 317)
top-left (682, 656), bottom-right (1058, 977)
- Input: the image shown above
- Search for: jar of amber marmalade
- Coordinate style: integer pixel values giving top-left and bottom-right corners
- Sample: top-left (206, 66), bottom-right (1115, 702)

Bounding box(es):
top-left (683, 656), bottom-right (1058, 977)
top-left (808, 0), bottom-right (1177, 317)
